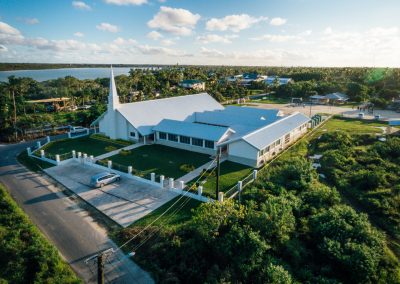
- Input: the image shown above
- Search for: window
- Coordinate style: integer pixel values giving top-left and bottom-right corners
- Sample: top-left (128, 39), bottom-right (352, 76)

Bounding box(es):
top-left (180, 135), bottom-right (190, 144)
top-left (265, 145), bottom-right (270, 152)
top-left (275, 139), bottom-right (281, 146)
top-left (192, 138), bottom-right (203, 147)
top-left (285, 133), bottom-right (290, 144)
top-left (168, 133), bottom-right (178, 142)
top-left (205, 140), bottom-right (214, 149)
top-left (159, 132), bottom-right (167, 140)
top-left (129, 132), bottom-right (136, 137)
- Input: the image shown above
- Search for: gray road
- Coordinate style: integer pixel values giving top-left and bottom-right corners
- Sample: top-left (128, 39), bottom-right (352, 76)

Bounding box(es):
top-left (0, 138), bottom-right (153, 284)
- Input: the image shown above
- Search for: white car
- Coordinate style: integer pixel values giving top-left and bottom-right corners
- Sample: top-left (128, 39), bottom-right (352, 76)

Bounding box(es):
top-left (90, 172), bottom-right (121, 188)
top-left (69, 126), bottom-right (87, 133)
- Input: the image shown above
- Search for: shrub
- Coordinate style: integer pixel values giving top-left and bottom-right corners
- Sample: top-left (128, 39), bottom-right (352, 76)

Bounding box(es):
top-left (105, 146), bottom-right (117, 152)
top-left (180, 164), bottom-right (196, 173)
top-left (119, 149), bottom-right (131, 156)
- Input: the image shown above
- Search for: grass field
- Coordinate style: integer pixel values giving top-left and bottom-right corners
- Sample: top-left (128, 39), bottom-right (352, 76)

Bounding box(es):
top-left (104, 144), bottom-right (211, 178)
top-left (41, 135), bottom-right (128, 157)
top-left (191, 161), bottom-right (253, 198)
top-left (130, 196), bottom-right (201, 230)
top-left (311, 116), bottom-right (388, 137)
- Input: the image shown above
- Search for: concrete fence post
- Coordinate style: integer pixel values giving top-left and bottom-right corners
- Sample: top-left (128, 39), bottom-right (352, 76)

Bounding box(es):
top-left (159, 175), bottom-right (165, 188)
top-left (72, 150), bottom-right (76, 159)
top-left (26, 147), bottom-right (31, 156)
top-left (46, 136), bottom-right (50, 143)
top-left (89, 155), bottom-right (94, 163)
top-left (179, 181), bottom-right (185, 190)
top-left (83, 153), bottom-right (88, 164)
top-left (55, 154), bottom-right (60, 165)
top-left (252, 169), bottom-right (258, 180)
top-left (168, 178), bottom-right (174, 189)
top-left (68, 132), bottom-right (71, 139)
top-left (40, 150), bottom-right (45, 158)
top-left (128, 166), bottom-right (132, 175)
top-left (151, 173), bottom-right (155, 183)
top-left (107, 160), bottom-right (112, 169)
top-left (237, 181), bottom-right (243, 191)
top-left (198, 185), bottom-right (203, 196)
top-left (218, 192), bottom-right (224, 203)
top-left (77, 152), bottom-right (82, 158)
top-left (36, 141), bottom-right (41, 149)
top-left (86, 129), bottom-right (89, 135)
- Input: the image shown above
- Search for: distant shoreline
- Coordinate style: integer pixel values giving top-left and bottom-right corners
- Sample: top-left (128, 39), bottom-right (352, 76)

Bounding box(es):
top-left (0, 63), bottom-right (168, 71)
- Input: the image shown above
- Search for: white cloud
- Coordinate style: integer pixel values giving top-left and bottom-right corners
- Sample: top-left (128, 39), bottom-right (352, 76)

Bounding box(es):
top-left (147, 30), bottom-right (163, 40)
top-left (158, 0), bottom-right (166, 2)
top-left (135, 44), bottom-right (191, 57)
top-left (74, 32), bottom-right (84, 37)
top-left (0, 44), bottom-right (8, 52)
top-left (0, 21), bottom-right (21, 35)
top-left (250, 34), bottom-right (299, 42)
top-left (206, 14), bottom-right (267, 32)
top-left (196, 34), bottom-right (238, 44)
top-left (147, 6), bottom-right (200, 36)
top-left (270, 17), bottom-right (287, 26)
top-left (160, 39), bottom-right (175, 46)
top-left (104, 0), bottom-right (147, 5)
top-left (72, 1), bottom-right (91, 10)
top-left (96, 22), bottom-right (119, 33)
top-left (323, 27), bottom-right (332, 35)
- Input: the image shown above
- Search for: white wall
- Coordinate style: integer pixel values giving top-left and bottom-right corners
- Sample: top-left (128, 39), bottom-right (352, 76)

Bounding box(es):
top-left (156, 139), bottom-right (216, 156)
top-left (98, 109), bottom-right (129, 140)
top-left (227, 140), bottom-right (258, 167)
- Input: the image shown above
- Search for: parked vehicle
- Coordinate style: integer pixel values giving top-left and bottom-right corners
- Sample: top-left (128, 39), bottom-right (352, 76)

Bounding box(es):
top-left (69, 125), bottom-right (87, 133)
top-left (90, 172), bottom-right (121, 188)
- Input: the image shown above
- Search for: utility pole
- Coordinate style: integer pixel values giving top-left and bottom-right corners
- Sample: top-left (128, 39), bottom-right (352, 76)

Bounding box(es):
top-left (216, 147), bottom-right (221, 200)
top-left (12, 89), bottom-right (17, 141)
top-left (85, 248), bottom-right (113, 284)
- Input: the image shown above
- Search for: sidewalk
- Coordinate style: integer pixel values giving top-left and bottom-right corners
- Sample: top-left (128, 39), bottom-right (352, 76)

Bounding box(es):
top-left (94, 142), bottom-right (143, 161)
top-left (176, 157), bottom-right (227, 184)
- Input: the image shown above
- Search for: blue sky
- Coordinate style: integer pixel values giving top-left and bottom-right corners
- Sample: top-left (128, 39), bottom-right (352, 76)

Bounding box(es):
top-left (0, 0), bottom-right (399, 66)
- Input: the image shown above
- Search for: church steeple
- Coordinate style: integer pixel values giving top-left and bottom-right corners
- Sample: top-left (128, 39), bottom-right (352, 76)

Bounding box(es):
top-left (108, 66), bottom-right (120, 110)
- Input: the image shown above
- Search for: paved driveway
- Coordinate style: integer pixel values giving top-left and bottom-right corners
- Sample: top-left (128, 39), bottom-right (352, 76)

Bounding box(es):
top-left (45, 160), bottom-right (178, 227)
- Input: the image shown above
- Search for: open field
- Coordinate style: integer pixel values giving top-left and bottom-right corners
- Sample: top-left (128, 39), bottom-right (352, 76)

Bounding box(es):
top-left (40, 135), bottom-right (130, 157)
top-left (103, 144), bottom-right (211, 179)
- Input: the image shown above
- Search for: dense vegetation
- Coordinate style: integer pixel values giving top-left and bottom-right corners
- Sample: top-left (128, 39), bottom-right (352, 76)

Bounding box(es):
top-left (318, 132), bottom-right (400, 240)
top-left (0, 183), bottom-right (80, 283)
top-left (1, 66), bottom-right (400, 141)
top-left (115, 142), bottom-right (400, 283)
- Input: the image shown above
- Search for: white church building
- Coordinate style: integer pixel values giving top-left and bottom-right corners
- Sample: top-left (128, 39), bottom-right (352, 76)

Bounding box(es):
top-left (93, 68), bottom-right (310, 167)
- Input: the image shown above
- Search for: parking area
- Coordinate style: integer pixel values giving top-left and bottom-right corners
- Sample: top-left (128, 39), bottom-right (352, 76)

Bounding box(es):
top-left (45, 160), bottom-right (178, 227)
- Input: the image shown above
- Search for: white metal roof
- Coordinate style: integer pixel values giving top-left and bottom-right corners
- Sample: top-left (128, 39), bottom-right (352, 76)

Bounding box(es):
top-left (241, 112), bottom-right (310, 150)
top-left (153, 119), bottom-right (232, 142)
top-left (117, 93), bottom-right (224, 135)
top-left (195, 106), bottom-right (280, 128)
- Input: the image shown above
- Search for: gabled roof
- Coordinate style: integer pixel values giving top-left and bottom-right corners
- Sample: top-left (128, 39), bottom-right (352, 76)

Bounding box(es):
top-left (153, 119), bottom-right (233, 142)
top-left (116, 93), bottom-right (224, 135)
top-left (324, 92), bottom-right (348, 100)
top-left (239, 112), bottom-right (310, 150)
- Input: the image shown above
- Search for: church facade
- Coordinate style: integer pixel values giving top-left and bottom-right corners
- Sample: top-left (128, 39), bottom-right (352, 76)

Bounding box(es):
top-left (93, 68), bottom-right (310, 167)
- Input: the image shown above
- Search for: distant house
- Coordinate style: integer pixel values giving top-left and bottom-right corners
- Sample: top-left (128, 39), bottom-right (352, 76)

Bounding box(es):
top-left (310, 92), bottom-right (348, 104)
top-left (264, 76), bottom-right (293, 85)
top-left (179, 79), bottom-right (205, 91)
top-left (93, 68), bottom-right (310, 168)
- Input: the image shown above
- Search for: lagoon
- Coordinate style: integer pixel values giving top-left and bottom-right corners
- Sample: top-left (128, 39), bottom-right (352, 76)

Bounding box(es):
top-left (0, 67), bottom-right (139, 82)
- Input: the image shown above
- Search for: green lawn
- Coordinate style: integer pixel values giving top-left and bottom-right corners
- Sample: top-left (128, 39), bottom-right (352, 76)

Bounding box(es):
top-left (131, 196), bottom-right (201, 230)
top-left (250, 97), bottom-right (290, 104)
top-left (311, 117), bottom-right (389, 137)
top-left (103, 144), bottom-right (211, 178)
top-left (41, 135), bottom-right (129, 157)
top-left (17, 150), bottom-right (54, 171)
top-left (195, 161), bottom-right (253, 198)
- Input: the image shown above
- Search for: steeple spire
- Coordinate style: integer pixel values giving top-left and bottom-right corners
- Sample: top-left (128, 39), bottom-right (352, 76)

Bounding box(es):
top-left (108, 65), bottom-right (120, 110)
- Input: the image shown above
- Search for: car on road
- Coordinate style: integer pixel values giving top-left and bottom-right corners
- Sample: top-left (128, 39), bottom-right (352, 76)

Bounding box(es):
top-left (90, 172), bottom-right (121, 188)
top-left (69, 125), bottom-right (87, 133)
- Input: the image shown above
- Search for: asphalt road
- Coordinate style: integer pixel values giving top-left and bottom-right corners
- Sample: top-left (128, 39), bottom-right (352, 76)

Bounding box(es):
top-left (0, 137), bottom-right (153, 284)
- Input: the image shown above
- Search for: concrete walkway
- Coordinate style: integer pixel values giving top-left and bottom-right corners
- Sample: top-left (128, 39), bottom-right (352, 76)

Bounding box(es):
top-left (176, 157), bottom-right (227, 184)
top-left (94, 143), bottom-right (143, 161)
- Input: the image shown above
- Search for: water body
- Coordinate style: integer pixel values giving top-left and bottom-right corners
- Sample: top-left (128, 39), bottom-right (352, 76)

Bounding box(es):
top-left (0, 67), bottom-right (140, 82)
